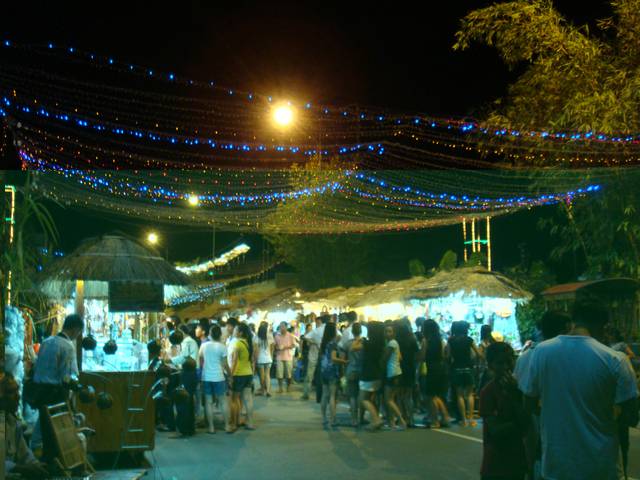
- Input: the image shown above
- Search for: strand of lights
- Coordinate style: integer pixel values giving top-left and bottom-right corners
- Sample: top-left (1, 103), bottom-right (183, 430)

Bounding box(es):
top-left (19, 150), bottom-right (345, 206)
top-left (1, 40), bottom-right (391, 118)
top-left (20, 149), bottom-right (601, 215)
top-left (3, 97), bottom-right (386, 157)
top-left (166, 282), bottom-right (226, 307)
top-left (176, 243), bottom-right (251, 275)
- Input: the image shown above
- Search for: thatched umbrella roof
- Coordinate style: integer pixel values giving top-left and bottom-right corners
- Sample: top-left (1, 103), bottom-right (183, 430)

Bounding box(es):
top-left (43, 235), bottom-right (190, 287)
top-left (408, 267), bottom-right (532, 301)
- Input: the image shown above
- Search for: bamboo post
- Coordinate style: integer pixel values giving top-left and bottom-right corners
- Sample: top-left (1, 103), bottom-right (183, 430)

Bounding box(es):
top-left (75, 280), bottom-right (85, 371)
top-left (462, 218), bottom-right (468, 262)
top-left (487, 216), bottom-right (492, 271)
top-left (471, 218), bottom-right (476, 253)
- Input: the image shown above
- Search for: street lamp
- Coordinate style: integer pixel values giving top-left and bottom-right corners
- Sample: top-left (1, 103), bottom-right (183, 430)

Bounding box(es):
top-left (272, 102), bottom-right (295, 128)
top-left (146, 232), bottom-right (159, 245)
top-left (187, 194), bottom-right (199, 207)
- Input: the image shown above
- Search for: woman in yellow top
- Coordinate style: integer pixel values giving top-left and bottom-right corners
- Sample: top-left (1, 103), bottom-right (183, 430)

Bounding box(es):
top-left (229, 322), bottom-right (255, 432)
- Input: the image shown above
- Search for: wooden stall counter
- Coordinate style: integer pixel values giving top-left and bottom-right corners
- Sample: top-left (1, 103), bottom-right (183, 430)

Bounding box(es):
top-left (78, 371), bottom-right (156, 454)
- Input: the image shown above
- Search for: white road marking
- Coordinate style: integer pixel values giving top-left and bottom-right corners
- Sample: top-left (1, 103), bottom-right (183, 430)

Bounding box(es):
top-left (430, 430), bottom-right (640, 480)
top-left (430, 428), bottom-right (483, 444)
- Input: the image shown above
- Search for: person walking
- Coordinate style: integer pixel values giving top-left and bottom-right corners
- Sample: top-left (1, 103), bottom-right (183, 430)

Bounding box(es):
top-left (396, 319), bottom-right (419, 427)
top-left (319, 323), bottom-right (347, 427)
top-left (521, 303), bottom-right (639, 480)
top-left (420, 319), bottom-right (452, 428)
top-left (229, 323), bottom-right (256, 432)
top-left (345, 323), bottom-right (364, 427)
top-left (254, 321), bottom-right (275, 397)
top-left (302, 314), bottom-right (324, 400)
top-left (479, 342), bottom-right (528, 480)
top-left (171, 324), bottom-right (199, 437)
top-left (198, 324), bottom-right (230, 434)
top-left (477, 324), bottom-right (496, 394)
top-left (357, 323), bottom-right (385, 431)
top-left (383, 324), bottom-right (407, 430)
top-left (274, 321), bottom-right (297, 393)
top-left (447, 321), bottom-right (479, 426)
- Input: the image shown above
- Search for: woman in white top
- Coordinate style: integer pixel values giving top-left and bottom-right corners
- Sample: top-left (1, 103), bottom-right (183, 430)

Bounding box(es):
top-left (198, 324), bottom-right (230, 434)
top-left (383, 324), bottom-right (407, 430)
top-left (253, 322), bottom-right (275, 397)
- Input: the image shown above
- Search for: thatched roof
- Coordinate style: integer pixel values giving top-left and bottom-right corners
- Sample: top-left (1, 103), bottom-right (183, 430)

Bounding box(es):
top-left (168, 281), bottom-right (296, 319)
top-left (408, 267), bottom-right (532, 301)
top-left (42, 235), bottom-right (189, 286)
top-left (302, 268), bottom-right (531, 309)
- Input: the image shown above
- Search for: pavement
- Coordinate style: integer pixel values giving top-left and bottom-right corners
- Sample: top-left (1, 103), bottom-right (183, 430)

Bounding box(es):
top-left (147, 385), bottom-right (640, 480)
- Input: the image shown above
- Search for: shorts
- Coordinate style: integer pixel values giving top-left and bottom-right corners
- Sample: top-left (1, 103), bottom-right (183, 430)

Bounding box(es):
top-left (347, 378), bottom-right (360, 397)
top-left (276, 359), bottom-right (293, 379)
top-left (257, 362), bottom-right (272, 371)
top-left (359, 380), bottom-right (382, 392)
top-left (451, 368), bottom-right (474, 389)
top-left (385, 375), bottom-right (401, 388)
top-left (203, 381), bottom-right (226, 397)
top-left (232, 375), bottom-right (254, 393)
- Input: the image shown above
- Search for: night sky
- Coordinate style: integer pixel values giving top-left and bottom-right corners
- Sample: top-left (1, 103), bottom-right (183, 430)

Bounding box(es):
top-left (1, 1), bottom-right (604, 282)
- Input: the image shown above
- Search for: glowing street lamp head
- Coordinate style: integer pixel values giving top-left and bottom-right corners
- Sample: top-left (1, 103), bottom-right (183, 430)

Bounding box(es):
top-left (272, 103), bottom-right (295, 127)
top-left (147, 232), bottom-right (159, 245)
top-left (188, 194), bottom-right (200, 207)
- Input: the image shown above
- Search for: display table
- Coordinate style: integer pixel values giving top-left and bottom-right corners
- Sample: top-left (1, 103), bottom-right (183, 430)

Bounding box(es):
top-left (78, 371), bottom-right (156, 454)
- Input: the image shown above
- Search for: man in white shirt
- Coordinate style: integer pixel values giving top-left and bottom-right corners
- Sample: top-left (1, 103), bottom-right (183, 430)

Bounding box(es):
top-left (522, 303), bottom-right (639, 480)
top-left (338, 311), bottom-right (367, 351)
top-left (32, 314), bottom-right (83, 465)
top-left (302, 315), bottom-right (325, 400)
top-left (170, 324), bottom-right (198, 367)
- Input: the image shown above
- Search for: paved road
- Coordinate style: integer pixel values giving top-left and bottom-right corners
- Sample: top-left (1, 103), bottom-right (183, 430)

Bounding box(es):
top-left (147, 386), bottom-right (640, 480)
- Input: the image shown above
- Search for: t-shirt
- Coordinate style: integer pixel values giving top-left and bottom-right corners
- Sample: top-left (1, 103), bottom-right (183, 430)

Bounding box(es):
top-left (320, 340), bottom-right (341, 381)
top-left (255, 337), bottom-right (274, 364)
top-left (275, 332), bottom-right (296, 362)
top-left (171, 336), bottom-right (198, 367)
top-left (199, 341), bottom-right (227, 382)
top-left (386, 339), bottom-right (402, 378)
top-left (232, 339), bottom-right (253, 376)
top-left (449, 335), bottom-right (474, 369)
top-left (345, 338), bottom-right (364, 377)
top-left (513, 344), bottom-right (535, 391)
top-left (33, 334), bottom-right (79, 385)
top-left (361, 339), bottom-right (384, 381)
top-left (304, 324), bottom-right (325, 363)
top-left (480, 380), bottom-right (527, 477)
top-left (226, 337), bottom-right (238, 368)
top-left (521, 335), bottom-right (639, 480)
top-left (338, 324), bottom-right (368, 351)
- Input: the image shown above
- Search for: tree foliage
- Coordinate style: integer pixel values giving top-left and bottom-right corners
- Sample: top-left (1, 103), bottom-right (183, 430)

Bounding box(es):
top-left (438, 250), bottom-right (458, 271)
top-left (264, 156), bottom-right (376, 291)
top-left (408, 258), bottom-right (427, 277)
top-left (455, 0), bottom-right (640, 279)
top-left (454, 0), bottom-right (640, 134)
top-left (1, 173), bottom-right (59, 313)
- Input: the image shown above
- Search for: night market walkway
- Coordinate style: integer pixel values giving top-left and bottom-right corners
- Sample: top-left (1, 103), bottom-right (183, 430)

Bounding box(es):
top-left (147, 385), bottom-right (640, 480)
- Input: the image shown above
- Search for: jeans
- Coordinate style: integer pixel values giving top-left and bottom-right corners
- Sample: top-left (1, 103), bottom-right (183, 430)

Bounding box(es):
top-left (303, 357), bottom-right (318, 396)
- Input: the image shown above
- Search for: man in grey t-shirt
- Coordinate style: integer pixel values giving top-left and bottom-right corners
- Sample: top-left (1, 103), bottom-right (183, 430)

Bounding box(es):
top-left (522, 303), bottom-right (638, 480)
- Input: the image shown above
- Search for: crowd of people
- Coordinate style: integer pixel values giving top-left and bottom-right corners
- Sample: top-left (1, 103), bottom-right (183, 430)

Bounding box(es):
top-left (2, 303), bottom-right (639, 479)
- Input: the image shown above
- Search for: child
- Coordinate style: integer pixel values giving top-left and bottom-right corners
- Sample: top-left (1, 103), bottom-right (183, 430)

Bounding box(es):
top-left (480, 342), bottom-right (527, 480)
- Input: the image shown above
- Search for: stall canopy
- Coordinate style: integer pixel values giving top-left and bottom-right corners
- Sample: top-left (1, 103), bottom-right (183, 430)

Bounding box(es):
top-left (41, 234), bottom-right (190, 310)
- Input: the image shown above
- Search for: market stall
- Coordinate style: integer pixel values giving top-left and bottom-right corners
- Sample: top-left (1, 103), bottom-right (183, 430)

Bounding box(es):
top-left (42, 234), bottom-right (190, 454)
top-left (300, 267), bottom-right (531, 347)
